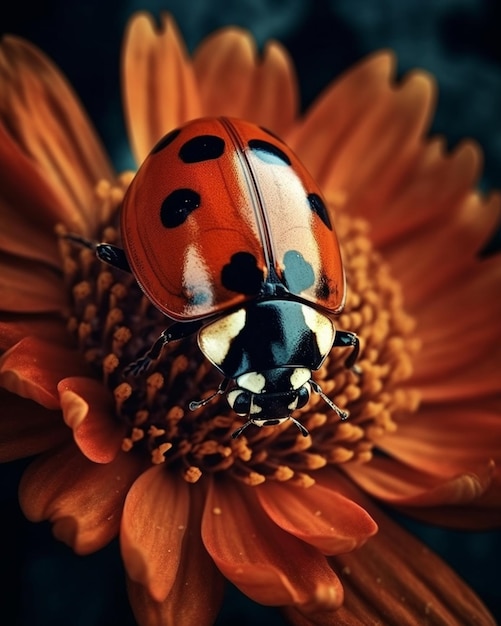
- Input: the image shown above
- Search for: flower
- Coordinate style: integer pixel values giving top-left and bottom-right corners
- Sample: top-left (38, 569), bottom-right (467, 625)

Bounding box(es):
top-left (1, 10), bottom-right (500, 625)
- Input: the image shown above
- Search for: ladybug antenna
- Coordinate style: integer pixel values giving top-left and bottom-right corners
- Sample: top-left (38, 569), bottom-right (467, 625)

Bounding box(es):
top-left (231, 419), bottom-right (253, 439)
top-left (289, 416), bottom-right (310, 437)
top-left (309, 379), bottom-right (349, 421)
top-left (231, 416), bottom-right (309, 439)
top-left (189, 378), bottom-right (230, 411)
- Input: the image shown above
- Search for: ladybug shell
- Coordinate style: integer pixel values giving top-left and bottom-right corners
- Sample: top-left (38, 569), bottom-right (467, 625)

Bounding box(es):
top-left (121, 117), bottom-right (345, 321)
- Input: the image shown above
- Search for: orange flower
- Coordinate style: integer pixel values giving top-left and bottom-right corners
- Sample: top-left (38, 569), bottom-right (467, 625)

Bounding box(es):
top-left (1, 12), bottom-right (500, 625)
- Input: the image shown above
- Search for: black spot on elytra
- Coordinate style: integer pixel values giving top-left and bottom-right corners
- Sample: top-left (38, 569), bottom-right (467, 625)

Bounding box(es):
top-left (259, 126), bottom-right (286, 144)
top-left (151, 128), bottom-right (181, 154)
top-left (248, 139), bottom-right (291, 166)
top-left (160, 188), bottom-right (201, 228)
top-left (307, 193), bottom-right (332, 230)
top-left (282, 250), bottom-right (315, 294)
top-left (315, 272), bottom-right (333, 300)
top-left (221, 252), bottom-right (264, 295)
top-left (179, 135), bottom-right (225, 163)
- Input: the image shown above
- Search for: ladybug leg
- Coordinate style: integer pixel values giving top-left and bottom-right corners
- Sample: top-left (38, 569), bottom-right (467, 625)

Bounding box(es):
top-left (309, 331), bottom-right (360, 421)
top-left (309, 379), bottom-right (349, 420)
top-left (333, 330), bottom-right (361, 373)
top-left (64, 233), bottom-right (131, 273)
top-left (95, 244), bottom-right (131, 273)
top-left (123, 320), bottom-right (204, 377)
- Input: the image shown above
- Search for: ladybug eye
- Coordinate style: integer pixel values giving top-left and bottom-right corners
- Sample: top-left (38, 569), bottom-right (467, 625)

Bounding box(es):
top-left (179, 135), bottom-right (225, 163)
top-left (307, 193), bottom-right (332, 230)
top-left (248, 139), bottom-right (291, 166)
top-left (160, 188), bottom-right (201, 228)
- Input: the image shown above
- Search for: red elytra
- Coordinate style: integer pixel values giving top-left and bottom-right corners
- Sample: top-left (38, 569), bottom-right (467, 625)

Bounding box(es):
top-left (121, 117), bottom-right (345, 322)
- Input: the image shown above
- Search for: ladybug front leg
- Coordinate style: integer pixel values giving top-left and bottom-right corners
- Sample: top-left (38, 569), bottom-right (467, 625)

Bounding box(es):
top-left (333, 330), bottom-right (361, 372)
top-left (64, 233), bottom-right (131, 273)
top-left (123, 320), bottom-right (204, 377)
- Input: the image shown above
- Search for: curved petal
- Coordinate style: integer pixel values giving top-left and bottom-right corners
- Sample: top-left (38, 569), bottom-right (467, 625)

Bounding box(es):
top-left (330, 503), bottom-right (496, 625)
top-left (0, 37), bottom-right (114, 234)
top-left (288, 53), bottom-right (436, 214)
top-left (408, 257), bottom-right (501, 398)
top-left (249, 40), bottom-right (299, 135)
top-left (0, 389), bottom-right (69, 461)
top-left (122, 12), bottom-right (201, 163)
top-left (256, 480), bottom-right (377, 555)
top-left (380, 398), bottom-right (501, 476)
top-left (365, 138), bottom-right (481, 249)
top-left (194, 29), bottom-right (298, 135)
top-left (193, 28), bottom-right (257, 119)
top-left (0, 123), bottom-right (86, 243)
top-left (0, 336), bottom-right (91, 409)
top-left (0, 117), bottom-right (69, 269)
top-left (385, 191), bottom-right (501, 308)
top-left (296, 472), bottom-right (497, 624)
top-left (202, 476), bottom-right (343, 611)
top-left (399, 468), bottom-right (501, 529)
top-left (288, 51), bottom-right (397, 176)
top-left (127, 480), bottom-right (225, 626)
top-left (343, 456), bottom-right (494, 508)
top-left (0, 316), bottom-right (68, 352)
top-left (0, 252), bottom-right (66, 313)
top-left (19, 443), bottom-right (143, 554)
top-left (58, 376), bottom-right (127, 463)
top-left (120, 465), bottom-right (190, 602)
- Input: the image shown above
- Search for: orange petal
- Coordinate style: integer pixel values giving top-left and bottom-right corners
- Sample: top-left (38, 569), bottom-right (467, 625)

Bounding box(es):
top-left (0, 317), bottom-right (68, 352)
top-left (120, 465), bottom-right (190, 602)
top-left (0, 192), bottom-right (61, 269)
top-left (408, 257), bottom-right (501, 394)
top-left (0, 123), bottom-right (81, 237)
top-left (248, 40), bottom-right (299, 136)
top-left (0, 252), bottom-right (66, 313)
top-left (0, 336), bottom-right (91, 409)
top-left (202, 476), bottom-right (343, 611)
top-left (58, 377), bottom-right (127, 463)
top-left (0, 37), bottom-right (114, 234)
top-left (193, 28), bottom-right (257, 119)
top-left (415, 352), bottom-right (501, 403)
top-left (256, 480), bottom-right (377, 555)
top-left (380, 398), bottom-right (501, 476)
top-left (365, 138), bottom-right (481, 249)
top-left (330, 502), bottom-right (496, 625)
top-left (0, 388), bottom-right (69, 461)
top-left (399, 468), bottom-right (501, 529)
top-left (122, 12), bottom-right (201, 163)
top-left (343, 456), bottom-right (494, 507)
top-left (0, 116), bottom-right (65, 269)
top-left (127, 480), bottom-right (225, 626)
top-left (194, 30), bottom-right (298, 135)
top-left (19, 443), bottom-right (143, 554)
top-left (288, 51), bottom-right (396, 175)
top-left (415, 255), bottom-right (501, 344)
top-left (384, 190), bottom-right (501, 308)
top-left (289, 53), bottom-right (435, 209)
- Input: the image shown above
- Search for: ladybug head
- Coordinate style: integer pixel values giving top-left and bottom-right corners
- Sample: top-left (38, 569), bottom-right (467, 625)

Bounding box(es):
top-left (227, 367), bottom-right (312, 438)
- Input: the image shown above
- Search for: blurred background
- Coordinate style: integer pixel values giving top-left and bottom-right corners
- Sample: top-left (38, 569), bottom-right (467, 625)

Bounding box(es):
top-left (1, 0), bottom-right (500, 624)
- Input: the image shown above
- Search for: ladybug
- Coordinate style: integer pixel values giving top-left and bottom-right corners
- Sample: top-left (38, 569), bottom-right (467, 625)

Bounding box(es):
top-left (73, 117), bottom-right (359, 438)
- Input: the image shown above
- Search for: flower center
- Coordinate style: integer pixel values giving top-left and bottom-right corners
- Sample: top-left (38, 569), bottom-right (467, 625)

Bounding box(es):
top-left (59, 176), bottom-right (420, 486)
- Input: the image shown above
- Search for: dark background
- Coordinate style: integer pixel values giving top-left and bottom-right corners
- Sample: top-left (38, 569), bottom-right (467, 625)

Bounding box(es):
top-left (1, 1), bottom-right (500, 624)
